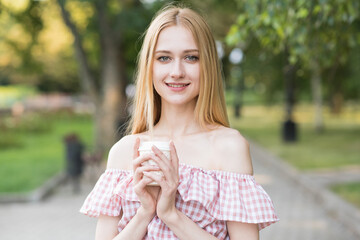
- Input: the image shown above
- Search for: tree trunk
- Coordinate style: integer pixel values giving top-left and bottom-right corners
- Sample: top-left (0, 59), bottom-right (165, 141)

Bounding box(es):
top-left (57, 0), bottom-right (99, 103)
top-left (311, 59), bottom-right (324, 133)
top-left (95, 0), bottom-right (128, 155)
top-left (326, 58), bottom-right (342, 115)
top-left (284, 63), bottom-right (296, 122)
top-left (58, 0), bottom-right (128, 158)
top-left (331, 92), bottom-right (343, 115)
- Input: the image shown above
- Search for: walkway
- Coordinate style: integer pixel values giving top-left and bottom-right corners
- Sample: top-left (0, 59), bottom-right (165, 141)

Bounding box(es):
top-left (251, 142), bottom-right (358, 240)
top-left (0, 142), bottom-right (358, 240)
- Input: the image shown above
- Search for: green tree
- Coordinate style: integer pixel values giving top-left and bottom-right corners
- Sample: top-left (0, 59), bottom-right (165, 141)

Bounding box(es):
top-left (227, 0), bottom-right (360, 134)
top-left (0, 0), bottom-right (44, 84)
top-left (56, 0), bottom-right (161, 155)
top-left (0, 0), bottom-right (81, 91)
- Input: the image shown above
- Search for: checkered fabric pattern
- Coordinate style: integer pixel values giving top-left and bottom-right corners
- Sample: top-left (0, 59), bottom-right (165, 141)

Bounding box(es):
top-left (80, 163), bottom-right (279, 239)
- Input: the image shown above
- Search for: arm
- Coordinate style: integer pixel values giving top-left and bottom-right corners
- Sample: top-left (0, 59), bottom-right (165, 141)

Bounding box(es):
top-left (95, 136), bottom-right (159, 240)
top-left (95, 208), bottom-right (155, 240)
top-left (227, 221), bottom-right (259, 240)
top-left (222, 130), bottom-right (259, 239)
top-left (160, 210), bottom-right (219, 240)
top-left (95, 215), bottom-right (121, 240)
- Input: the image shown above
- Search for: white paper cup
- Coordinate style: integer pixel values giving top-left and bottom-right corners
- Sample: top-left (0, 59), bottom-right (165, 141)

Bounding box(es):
top-left (138, 141), bottom-right (170, 186)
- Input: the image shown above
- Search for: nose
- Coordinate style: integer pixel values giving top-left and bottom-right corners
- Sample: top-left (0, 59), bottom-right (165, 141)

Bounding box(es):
top-left (170, 60), bottom-right (185, 79)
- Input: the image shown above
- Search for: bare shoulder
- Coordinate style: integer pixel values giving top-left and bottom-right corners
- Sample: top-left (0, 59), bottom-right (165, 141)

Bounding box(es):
top-left (106, 134), bottom-right (139, 170)
top-left (212, 126), bottom-right (253, 175)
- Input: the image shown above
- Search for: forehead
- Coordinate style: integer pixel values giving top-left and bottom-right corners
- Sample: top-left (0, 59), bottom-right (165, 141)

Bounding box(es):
top-left (155, 25), bottom-right (198, 51)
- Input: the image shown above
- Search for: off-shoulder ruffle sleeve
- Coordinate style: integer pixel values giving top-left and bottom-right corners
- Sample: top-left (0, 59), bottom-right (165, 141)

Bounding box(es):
top-left (177, 164), bottom-right (279, 230)
top-left (80, 169), bottom-right (132, 217)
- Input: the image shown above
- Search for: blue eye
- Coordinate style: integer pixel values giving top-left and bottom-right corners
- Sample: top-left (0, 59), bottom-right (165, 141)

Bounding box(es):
top-left (185, 55), bottom-right (199, 62)
top-left (158, 56), bottom-right (171, 62)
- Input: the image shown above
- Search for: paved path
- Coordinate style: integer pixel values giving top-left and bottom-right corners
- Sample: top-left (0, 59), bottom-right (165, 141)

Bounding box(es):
top-left (304, 166), bottom-right (360, 187)
top-left (251, 143), bottom-right (358, 240)
top-left (0, 182), bottom-right (97, 240)
top-left (0, 143), bottom-right (358, 240)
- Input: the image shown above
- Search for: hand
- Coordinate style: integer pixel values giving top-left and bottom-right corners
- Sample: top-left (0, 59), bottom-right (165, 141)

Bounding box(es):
top-left (143, 141), bottom-right (180, 221)
top-left (132, 138), bottom-right (160, 218)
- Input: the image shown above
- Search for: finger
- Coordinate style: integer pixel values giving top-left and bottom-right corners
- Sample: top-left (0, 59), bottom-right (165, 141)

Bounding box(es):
top-left (149, 154), bottom-right (174, 180)
top-left (136, 165), bottom-right (161, 175)
top-left (139, 175), bottom-right (154, 188)
top-left (133, 153), bottom-right (156, 169)
top-left (133, 176), bottom-right (154, 196)
top-left (170, 141), bottom-right (179, 171)
top-left (133, 137), bottom-right (140, 160)
top-left (151, 145), bottom-right (169, 160)
top-left (133, 164), bottom-right (160, 183)
top-left (151, 146), bottom-right (171, 169)
top-left (143, 171), bottom-right (164, 187)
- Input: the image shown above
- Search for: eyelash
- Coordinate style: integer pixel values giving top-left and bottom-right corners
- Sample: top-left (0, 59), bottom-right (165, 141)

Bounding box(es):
top-left (185, 55), bottom-right (199, 61)
top-left (157, 55), bottom-right (199, 62)
top-left (157, 56), bottom-right (171, 62)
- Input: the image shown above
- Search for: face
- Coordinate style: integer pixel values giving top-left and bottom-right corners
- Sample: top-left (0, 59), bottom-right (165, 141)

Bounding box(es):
top-left (152, 25), bottom-right (200, 106)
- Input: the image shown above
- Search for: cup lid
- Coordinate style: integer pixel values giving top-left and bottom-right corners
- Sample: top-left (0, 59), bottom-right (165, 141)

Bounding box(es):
top-left (138, 141), bottom-right (170, 151)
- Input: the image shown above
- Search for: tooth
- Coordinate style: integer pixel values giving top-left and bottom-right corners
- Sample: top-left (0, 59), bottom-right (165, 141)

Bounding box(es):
top-left (168, 84), bottom-right (187, 88)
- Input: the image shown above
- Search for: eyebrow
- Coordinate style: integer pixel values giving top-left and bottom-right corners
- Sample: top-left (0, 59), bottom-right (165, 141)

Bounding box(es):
top-left (155, 49), bottom-right (199, 54)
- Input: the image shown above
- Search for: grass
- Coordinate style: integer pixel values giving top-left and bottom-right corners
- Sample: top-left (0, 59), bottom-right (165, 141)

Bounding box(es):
top-left (229, 104), bottom-right (360, 170)
top-left (331, 182), bottom-right (360, 209)
top-left (0, 112), bottom-right (93, 193)
top-left (229, 102), bottom-right (360, 208)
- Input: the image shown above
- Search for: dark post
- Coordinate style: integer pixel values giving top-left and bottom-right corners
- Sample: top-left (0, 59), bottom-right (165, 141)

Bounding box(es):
top-left (282, 50), bottom-right (298, 142)
top-left (64, 133), bottom-right (84, 193)
top-left (233, 66), bottom-right (243, 118)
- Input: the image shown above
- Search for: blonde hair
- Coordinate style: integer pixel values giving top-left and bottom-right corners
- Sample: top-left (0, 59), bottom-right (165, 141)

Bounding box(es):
top-left (127, 5), bottom-right (229, 135)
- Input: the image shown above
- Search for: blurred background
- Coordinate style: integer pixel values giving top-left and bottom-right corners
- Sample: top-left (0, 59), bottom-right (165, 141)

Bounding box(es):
top-left (0, 0), bottom-right (359, 239)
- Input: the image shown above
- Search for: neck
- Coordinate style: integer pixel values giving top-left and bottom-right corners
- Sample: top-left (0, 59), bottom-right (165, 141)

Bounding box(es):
top-left (153, 100), bottom-right (201, 139)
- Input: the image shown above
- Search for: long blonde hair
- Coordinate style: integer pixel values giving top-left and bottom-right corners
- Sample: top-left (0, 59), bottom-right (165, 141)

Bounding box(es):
top-left (127, 5), bottom-right (229, 135)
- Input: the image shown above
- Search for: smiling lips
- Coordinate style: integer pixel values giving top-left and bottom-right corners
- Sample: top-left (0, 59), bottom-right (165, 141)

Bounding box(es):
top-left (165, 82), bottom-right (191, 91)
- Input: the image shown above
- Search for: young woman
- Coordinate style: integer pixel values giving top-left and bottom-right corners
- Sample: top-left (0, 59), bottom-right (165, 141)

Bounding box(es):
top-left (80, 5), bottom-right (278, 240)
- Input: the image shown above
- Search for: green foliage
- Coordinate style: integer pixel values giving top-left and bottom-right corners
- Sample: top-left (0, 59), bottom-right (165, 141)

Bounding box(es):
top-left (0, 133), bottom-right (23, 150)
top-left (226, 0), bottom-right (360, 105)
top-left (0, 112), bottom-right (93, 193)
top-left (229, 103), bottom-right (360, 170)
top-left (227, 0), bottom-right (360, 67)
top-left (1, 1), bottom-right (44, 75)
top-left (0, 85), bottom-right (37, 108)
top-left (61, 0), bottom-right (166, 85)
top-left (1, 113), bottom-right (53, 134)
top-left (0, 0), bottom-right (81, 92)
top-left (0, 112), bottom-right (53, 149)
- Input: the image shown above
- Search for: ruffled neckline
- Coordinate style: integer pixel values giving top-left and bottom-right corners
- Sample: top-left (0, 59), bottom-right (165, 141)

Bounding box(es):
top-left (81, 162), bottom-right (279, 230)
top-left (106, 162), bottom-right (254, 178)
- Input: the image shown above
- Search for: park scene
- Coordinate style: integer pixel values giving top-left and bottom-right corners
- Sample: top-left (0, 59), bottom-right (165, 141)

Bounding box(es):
top-left (0, 0), bottom-right (359, 239)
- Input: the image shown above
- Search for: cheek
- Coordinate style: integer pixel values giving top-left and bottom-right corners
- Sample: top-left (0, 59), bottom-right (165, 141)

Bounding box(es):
top-left (153, 63), bottom-right (167, 81)
top-left (190, 64), bottom-right (200, 82)
top-left (193, 66), bottom-right (201, 93)
top-left (152, 66), bottom-right (165, 94)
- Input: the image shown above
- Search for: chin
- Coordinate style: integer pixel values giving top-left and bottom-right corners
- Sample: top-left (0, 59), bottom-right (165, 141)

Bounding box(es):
top-left (162, 97), bottom-right (198, 106)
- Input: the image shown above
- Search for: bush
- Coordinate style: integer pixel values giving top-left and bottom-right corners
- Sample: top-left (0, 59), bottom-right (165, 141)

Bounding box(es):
top-left (0, 113), bottom-right (53, 134)
top-left (0, 133), bottom-right (23, 149)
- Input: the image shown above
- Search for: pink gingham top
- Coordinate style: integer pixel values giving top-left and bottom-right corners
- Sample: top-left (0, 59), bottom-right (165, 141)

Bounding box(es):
top-left (80, 163), bottom-right (279, 239)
